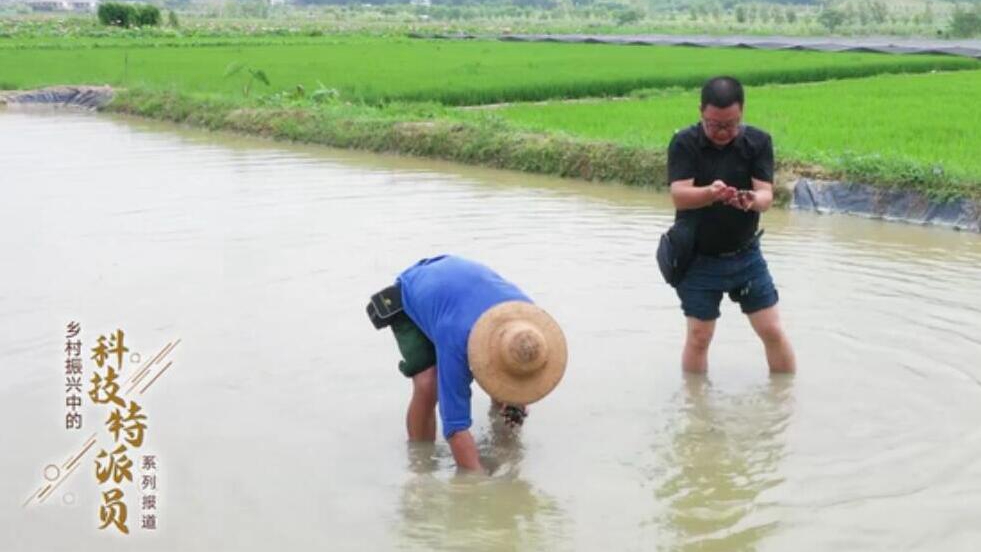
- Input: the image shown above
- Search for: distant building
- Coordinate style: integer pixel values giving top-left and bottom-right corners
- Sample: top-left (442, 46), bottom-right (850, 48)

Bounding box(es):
top-left (410, 0), bottom-right (431, 6)
top-left (69, 0), bottom-right (97, 11)
top-left (27, 0), bottom-right (70, 11)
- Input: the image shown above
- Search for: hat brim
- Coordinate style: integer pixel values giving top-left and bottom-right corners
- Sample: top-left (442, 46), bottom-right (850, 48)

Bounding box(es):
top-left (468, 301), bottom-right (567, 405)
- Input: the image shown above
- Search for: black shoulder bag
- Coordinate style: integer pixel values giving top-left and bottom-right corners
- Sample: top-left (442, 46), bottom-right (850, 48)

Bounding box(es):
top-left (656, 212), bottom-right (701, 288)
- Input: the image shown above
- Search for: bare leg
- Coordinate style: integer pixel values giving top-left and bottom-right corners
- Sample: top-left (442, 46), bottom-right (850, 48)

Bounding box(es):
top-left (748, 306), bottom-right (796, 374)
top-left (682, 317), bottom-right (716, 373)
top-left (407, 366), bottom-right (437, 441)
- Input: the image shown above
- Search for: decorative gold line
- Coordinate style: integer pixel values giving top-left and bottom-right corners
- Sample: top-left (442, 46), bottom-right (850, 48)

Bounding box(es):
top-left (128, 364), bottom-right (152, 386)
top-left (23, 485), bottom-right (44, 508)
top-left (126, 342), bottom-right (168, 384)
top-left (36, 483), bottom-right (53, 501)
top-left (160, 339), bottom-right (181, 364)
top-left (126, 367), bottom-right (152, 395)
top-left (39, 463), bottom-right (80, 504)
top-left (63, 433), bottom-right (97, 470)
top-left (155, 340), bottom-right (177, 364)
top-left (27, 432), bottom-right (98, 508)
top-left (127, 339), bottom-right (180, 394)
top-left (65, 435), bottom-right (98, 472)
top-left (132, 364), bottom-right (155, 385)
top-left (140, 361), bottom-right (173, 395)
top-left (150, 341), bottom-right (173, 364)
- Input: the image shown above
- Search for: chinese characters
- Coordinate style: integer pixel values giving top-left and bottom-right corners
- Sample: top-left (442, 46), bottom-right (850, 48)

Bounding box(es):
top-left (89, 329), bottom-right (145, 535)
top-left (65, 321), bottom-right (83, 430)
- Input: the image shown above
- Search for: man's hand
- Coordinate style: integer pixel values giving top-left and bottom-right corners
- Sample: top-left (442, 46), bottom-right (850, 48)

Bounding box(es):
top-left (491, 400), bottom-right (528, 428)
top-left (672, 178), bottom-right (735, 210)
top-left (724, 189), bottom-right (756, 211)
top-left (737, 190), bottom-right (757, 211)
top-left (500, 404), bottom-right (528, 428)
top-left (708, 180), bottom-right (738, 203)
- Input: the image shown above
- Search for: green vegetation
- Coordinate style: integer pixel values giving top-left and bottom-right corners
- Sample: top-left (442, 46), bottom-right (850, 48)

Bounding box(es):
top-left (96, 3), bottom-right (161, 29)
top-left (1, 7), bottom-right (978, 202)
top-left (0, 37), bottom-right (975, 106)
top-left (134, 5), bottom-right (161, 28)
top-left (490, 71), bottom-right (981, 198)
top-left (223, 61), bottom-right (271, 96)
top-left (948, 4), bottom-right (981, 38)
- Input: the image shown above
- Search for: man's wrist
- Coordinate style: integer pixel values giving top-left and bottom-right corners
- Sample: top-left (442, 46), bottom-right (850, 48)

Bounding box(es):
top-left (447, 429), bottom-right (482, 471)
top-left (704, 187), bottom-right (719, 205)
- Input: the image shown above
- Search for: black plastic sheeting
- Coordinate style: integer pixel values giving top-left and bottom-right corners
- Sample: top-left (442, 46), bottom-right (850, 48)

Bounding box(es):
top-left (0, 86), bottom-right (114, 110)
top-left (793, 179), bottom-right (980, 232)
top-left (414, 33), bottom-right (981, 60)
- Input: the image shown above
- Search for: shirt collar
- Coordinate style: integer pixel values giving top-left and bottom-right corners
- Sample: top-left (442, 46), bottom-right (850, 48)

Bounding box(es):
top-left (697, 122), bottom-right (749, 155)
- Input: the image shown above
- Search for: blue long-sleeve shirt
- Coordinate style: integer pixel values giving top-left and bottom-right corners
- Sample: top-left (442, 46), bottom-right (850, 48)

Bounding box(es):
top-left (397, 255), bottom-right (531, 438)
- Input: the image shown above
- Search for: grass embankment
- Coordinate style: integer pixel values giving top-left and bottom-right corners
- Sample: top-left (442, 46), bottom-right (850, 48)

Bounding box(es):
top-left (106, 88), bottom-right (678, 191)
top-left (0, 36), bottom-right (976, 105)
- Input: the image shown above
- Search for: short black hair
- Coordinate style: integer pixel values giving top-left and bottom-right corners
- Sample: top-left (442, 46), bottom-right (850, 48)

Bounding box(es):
top-left (700, 76), bottom-right (744, 110)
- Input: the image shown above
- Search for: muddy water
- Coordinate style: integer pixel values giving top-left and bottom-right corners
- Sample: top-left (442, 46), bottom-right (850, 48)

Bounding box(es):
top-left (2, 110), bottom-right (980, 551)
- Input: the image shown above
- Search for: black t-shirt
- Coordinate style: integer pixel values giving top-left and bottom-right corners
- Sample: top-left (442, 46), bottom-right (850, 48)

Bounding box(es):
top-left (667, 123), bottom-right (774, 255)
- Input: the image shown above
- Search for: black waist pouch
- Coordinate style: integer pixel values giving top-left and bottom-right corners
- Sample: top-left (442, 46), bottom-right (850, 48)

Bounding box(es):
top-left (367, 284), bottom-right (404, 329)
top-left (656, 214), bottom-right (700, 288)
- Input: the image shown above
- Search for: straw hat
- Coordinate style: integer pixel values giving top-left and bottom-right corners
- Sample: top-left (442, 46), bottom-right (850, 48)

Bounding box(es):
top-left (467, 301), bottom-right (567, 405)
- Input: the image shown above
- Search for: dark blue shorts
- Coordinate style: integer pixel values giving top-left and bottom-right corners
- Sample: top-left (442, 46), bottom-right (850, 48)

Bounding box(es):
top-left (675, 244), bottom-right (779, 321)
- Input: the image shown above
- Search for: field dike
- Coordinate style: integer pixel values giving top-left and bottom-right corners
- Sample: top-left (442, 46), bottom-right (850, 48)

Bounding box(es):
top-left (3, 86), bottom-right (977, 231)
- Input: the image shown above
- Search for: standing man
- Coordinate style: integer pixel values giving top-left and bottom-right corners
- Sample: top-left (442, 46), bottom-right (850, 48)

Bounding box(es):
top-left (667, 76), bottom-right (795, 374)
top-left (367, 255), bottom-right (567, 472)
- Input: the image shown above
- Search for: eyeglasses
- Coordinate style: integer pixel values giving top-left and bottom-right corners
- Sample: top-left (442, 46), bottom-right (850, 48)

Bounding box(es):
top-left (702, 118), bottom-right (741, 133)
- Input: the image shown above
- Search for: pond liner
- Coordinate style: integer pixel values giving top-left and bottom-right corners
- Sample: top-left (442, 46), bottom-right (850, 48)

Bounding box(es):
top-left (454, 34), bottom-right (981, 60)
top-left (0, 86), bottom-right (114, 110)
top-left (792, 179), bottom-right (980, 232)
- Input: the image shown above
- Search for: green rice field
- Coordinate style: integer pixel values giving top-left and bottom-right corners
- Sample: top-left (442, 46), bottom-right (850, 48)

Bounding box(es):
top-left (3, 31), bottom-right (978, 195)
top-left (491, 70), bottom-right (981, 190)
top-left (0, 36), bottom-right (977, 105)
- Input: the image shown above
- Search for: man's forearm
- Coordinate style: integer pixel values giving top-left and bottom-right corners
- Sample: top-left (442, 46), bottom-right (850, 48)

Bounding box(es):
top-left (671, 184), bottom-right (715, 210)
top-left (447, 430), bottom-right (482, 472)
top-left (752, 188), bottom-right (773, 212)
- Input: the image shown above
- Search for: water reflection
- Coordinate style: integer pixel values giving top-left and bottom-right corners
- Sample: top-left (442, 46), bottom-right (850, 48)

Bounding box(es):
top-left (397, 408), bottom-right (567, 551)
top-left (655, 374), bottom-right (795, 551)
